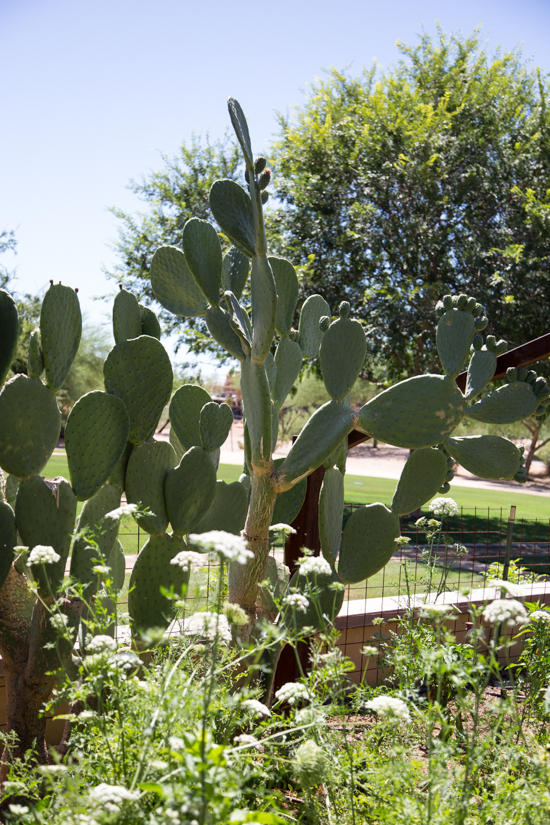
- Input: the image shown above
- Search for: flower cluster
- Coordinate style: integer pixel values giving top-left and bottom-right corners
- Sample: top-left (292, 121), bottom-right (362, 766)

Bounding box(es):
top-left (27, 545), bottom-right (60, 565)
top-left (170, 550), bottom-right (204, 572)
top-left (188, 530), bottom-right (253, 565)
top-left (298, 556), bottom-right (331, 577)
top-left (428, 497), bottom-right (459, 517)
top-left (50, 613), bottom-right (70, 632)
top-left (364, 695), bottom-right (411, 723)
top-left (275, 681), bottom-right (312, 705)
top-left (223, 602), bottom-right (249, 626)
top-left (88, 783), bottom-right (140, 813)
top-left (86, 635), bottom-right (118, 654)
top-left (233, 733), bottom-right (261, 749)
top-left (283, 593), bottom-right (310, 613)
top-left (483, 598), bottom-right (528, 627)
top-left (294, 739), bottom-right (327, 789)
top-left (241, 698), bottom-right (271, 718)
top-left (183, 611), bottom-right (232, 643)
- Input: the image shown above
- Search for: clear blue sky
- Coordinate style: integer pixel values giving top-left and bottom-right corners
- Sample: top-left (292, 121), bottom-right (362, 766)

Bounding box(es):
top-left (1, 0), bottom-right (550, 369)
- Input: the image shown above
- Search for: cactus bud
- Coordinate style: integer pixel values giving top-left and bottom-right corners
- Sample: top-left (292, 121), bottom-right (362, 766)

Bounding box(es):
top-left (452, 295), bottom-right (460, 307)
top-left (474, 316), bottom-right (488, 330)
top-left (258, 170), bottom-right (271, 190)
top-left (261, 191), bottom-right (269, 205)
top-left (472, 333), bottom-right (483, 351)
top-left (319, 315), bottom-right (331, 332)
top-left (533, 377), bottom-right (546, 393)
top-left (526, 370), bottom-right (537, 384)
top-left (446, 457), bottom-right (455, 470)
top-left (506, 367), bottom-right (518, 382)
top-left (435, 301), bottom-right (445, 317)
top-left (472, 303), bottom-right (484, 317)
top-left (518, 367), bottom-right (529, 382)
top-left (518, 444), bottom-right (525, 456)
top-left (494, 339), bottom-right (507, 355)
top-left (289, 329), bottom-right (299, 342)
top-left (457, 293), bottom-right (468, 310)
top-left (537, 386), bottom-right (550, 401)
top-left (442, 295), bottom-right (453, 310)
top-left (445, 470), bottom-right (455, 482)
top-left (534, 404), bottom-right (546, 416)
top-left (514, 472), bottom-right (527, 483)
top-left (439, 482), bottom-right (451, 494)
top-left (339, 301), bottom-right (351, 318)
top-left (254, 157), bottom-right (267, 174)
top-left (465, 296), bottom-right (477, 312)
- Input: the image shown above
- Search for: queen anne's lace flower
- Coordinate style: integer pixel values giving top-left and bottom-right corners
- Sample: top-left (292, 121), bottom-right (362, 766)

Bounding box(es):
top-left (86, 635), bottom-right (118, 654)
top-left (188, 531), bottom-right (253, 565)
top-left (486, 578), bottom-right (524, 597)
top-left (241, 699), bottom-right (271, 718)
top-left (170, 550), bottom-right (204, 572)
top-left (88, 783), bottom-right (140, 812)
top-left (233, 733), bottom-right (261, 749)
top-left (364, 695), bottom-right (411, 723)
top-left (183, 611), bottom-right (232, 643)
top-left (428, 497), bottom-right (459, 517)
top-left (27, 545), bottom-right (60, 565)
top-left (50, 613), bottom-right (70, 632)
top-left (294, 740), bottom-right (326, 789)
top-left (275, 682), bottom-right (312, 705)
top-left (111, 650), bottom-right (141, 670)
top-left (530, 609), bottom-right (550, 623)
top-left (419, 602), bottom-right (454, 618)
top-left (483, 598), bottom-right (528, 627)
top-left (283, 593), bottom-right (310, 612)
top-left (298, 556), bottom-right (331, 577)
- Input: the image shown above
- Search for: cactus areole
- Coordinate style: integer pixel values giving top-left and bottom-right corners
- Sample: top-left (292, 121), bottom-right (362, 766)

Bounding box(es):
top-left (0, 99), bottom-right (544, 763)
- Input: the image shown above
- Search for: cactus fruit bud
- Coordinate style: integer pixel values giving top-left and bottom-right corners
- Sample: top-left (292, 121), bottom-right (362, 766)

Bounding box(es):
top-left (339, 301), bottom-right (351, 318)
top-left (457, 294), bottom-right (468, 309)
top-left (451, 295), bottom-right (460, 307)
top-left (472, 303), bottom-right (483, 317)
top-left (435, 301), bottom-right (445, 317)
top-left (506, 367), bottom-right (518, 382)
top-left (474, 316), bottom-right (488, 330)
top-left (494, 339), bottom-right (507, 355)
top-left (245, 168), bottom-right (250, 183)
top-left (446, 457), bottom-right (455, 470)
top-left (485, 335), bottom-right (497, 349)
top-left (537, 386), bottom-right (550, 401)
top-left (254, 157), bottom-right (267, 174)
top-left (472, 333), bottom-right (483, 351)
top-left (535, 404), bottom-right (547, 416)
top-left (439, 482), bottom-right (451, 494)
top-left (533, 377), bottom-right (546, 393)
top-left (258, 170), bottom-right (271, 190)
top-left (319, 315), bottom-right (330, 332)
top-left (261, 191), bottom-right (269, 205)
top-left (518, 444), bottom-right (525, 456)
top-left (442, 294), bottom-right (453, 310)
top-left (289, 329), bottom-right (299, 342)
top-left (465, 296), bottom-right (477, 312)
top-left (445, 470), bottom-right (455, 482)
top-left (518, 367), bottom-right (529, 381)
top-left (514, 472), bottom-right (527, 483)
top-left (525, 370), bottom-right (537, 384)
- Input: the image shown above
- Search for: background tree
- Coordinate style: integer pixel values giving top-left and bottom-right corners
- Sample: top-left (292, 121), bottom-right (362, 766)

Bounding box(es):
top-left (0, 230), bottom-right (17, 290)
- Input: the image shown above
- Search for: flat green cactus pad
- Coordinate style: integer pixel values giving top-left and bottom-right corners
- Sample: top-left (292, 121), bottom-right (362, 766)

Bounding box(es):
top-left (0, 500), bottom-right (16, 591)
top-left (465, 381), bottom-right (539, 424)
top-left (272, 458), bottom-right (307, 526)
top-left (269, 256), bottom-right (299, 337)
top-left (71, 483), bottom-right (121, 594)
top-left (436, 308), bottom-right (476, 379)
top-left (200, 401), bottom-right (234, 452)
top-left (298, 294), bottom-right (331, 359)
top-left (264, 351), bottom-right (277, 393)
top-left (125, 438), bottom-right (177, 534)
top-left (338, 503), bottom-right (400, 584)
top-left (258, 556), bottom-right (290, 621)
top-left (107, 538), bottom-right (126, 592)
top-left (205, 306), bottom-right (245, 361)
top-left (182, 218), bottom-right (222, 306)
top-left (108, 441), bottom-right (132, 491)
top-left (0, 289), bottom-right (19, 385)
top-left (40, 283), bottom-right (82, 392)
top-left (358, 375), bottom-right (466, 449)
top-left (0, 375), bottom-right (61, 479)
top-left (16, 475), bottom-right (77, 595)
top-left (65, 390), bottom-right (130, 500)
top-left (192, 480), bottom-right (248, 535)
top-left (128, 533), bottom-right (189, 638)
top-left (221, 247), bottom-right (249, 300)
top-left (150, 245), bottom-right (207, 318)
top-left (320, 317), bottom-right (366, 402)
top-left (170, 384), bottom-right (212, 452)
top-left (241, 357), bottom-right (273, 464)
top-left (4, 474), bottom-right (19, 504)
top-left (224, 291), bottom-right (252, 355)
top-left (465, 349), bottom-right (497, 400)
top-left (319, 468), bottom-right (344, 565)
top-left (209, 179), bottom-right (255, 258)
top-left (323, 436), bottom-right (348, 474)
top-left (104, 335), bottom-right (173, 445)
top-left (444, 435), bottom-right (521, 480)
top-left (272, 337), bottom-right (302, 407)
top-left (391, 447), bottom-right (448, 516)
top-left (228, 98), bottom-right (253, 167)
top-left (113, 288), bottom-right (142, 344)
top-left (281, 567), bottom-right (344, 635)
top-left (277, 401), bottom-right (356, 488)
top-left (139, 303), bottom-right (161, 339)
top-left (165, 446), bottom-right (217, 536)
top-left (250, 255), bottom-right (277, 362)
top-left (27, 329), bottom-right (44, 378)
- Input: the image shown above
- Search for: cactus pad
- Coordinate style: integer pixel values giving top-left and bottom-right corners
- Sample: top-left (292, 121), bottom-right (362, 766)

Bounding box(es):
top-left (0, 289), bottom-right (19, 386)
top-left (281, 567), bottom-right (344, 634)
top-left (40, 283), bottom-right (82, 392)
top-left (269, 256), bottom-right (299, 337)
top-left (338, 503), bottom-right (400, 584)
top-left (125, 438), bottom-right (178, 534)
top-left (107, 538), bottom-right (126, 592)
top-left (113, 287), bottom-right (142, 344)
top-left (128, 533), bottom-right (189, 638)
top-left (221, 246), bottom-right (249, 300)
top-left (165, 446), bottom-right (217, 536)
top-left (465, 381), bottom-right (539, 424)
top-left (170, 384), bottom-right (212, 451)
top-left (250, 255), bottom-right (277, 362)
top-left (209, 180), bottom-right (255, 258)
top-left (104, 335), bottom-right (172, 445)
top-left (27, 329), bottom-right (44, 378)
top-left (192, 480), bottom-right (248, 535)
top-left (182, 218), bottom-right (222, 306)
top-left (228, 97), bottom-right (253, 167)
top-left (391, 447), bottom-right (448, 516)
top-left (65, 391), bottom-right (130, 500)
top-left (205, 306), bottom-right (245, 361)
top-left (150, 245), bottom-right (207, 318)
top-left (298, 294), bottom-right (331, 359)
top-left (74, 483), bottom-right (121, 560)
top-left (271, 458), bottom-right (307, 526)
top-left (0, 500), bottom-right (16, 591)
top-left (139, 303), bottom-right (161, 339)
top-left (436, 307), bottom-right (476, 379)
top-left (465, 348), bottom-right (497, 401)
top-left (241, 357), bottom-right (273, 463)
top-left (444, 435), bottom-right (522, 480)
top-left (318, 467), bottom-right (344, 565)
top-left (0, 375), bottom-right (61, 479)
top-left (108, 441), bottom-right (132, 491)
top-left (200, 401), bottom-right (234, 452)
top-left (358, 375), bottom-right (466, 449)
top-left (272, 337), bottom-right (302, 406)
top-left (320, 316), bottom-right (366, 402)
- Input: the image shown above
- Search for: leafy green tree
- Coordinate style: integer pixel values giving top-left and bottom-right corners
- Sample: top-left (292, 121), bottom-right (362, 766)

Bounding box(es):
top-left (0, 230), bottom-right (17, 290)
top-left (270, 28), bottom-right (550, 381)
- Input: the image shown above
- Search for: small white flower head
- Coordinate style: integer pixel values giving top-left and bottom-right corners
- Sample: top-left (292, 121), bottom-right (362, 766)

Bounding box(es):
top-left (544, 685), bottom-right (550, 714)
top-left (86, 635), bottom-right (118, 654)
top-left (297, 556), bottom-right (331, 577)
top-left (168, 736), bottom-right (185, 751)
top-left (50, 613), bottom-right (70, 632)
top-left (223, 602), bottom-right (249, 626)
top-left (92, 564), bottom-right (111, 575)
top-left (38, 764), bottom-right (68, 774)
top-left (482, 598), bottom-right (528, 627)
top-left (364, 695), bottom-right (411, 723)
top-left (486, 578), bottom-right (524, 597)
top-left (88, 783), bottom-right (140, 812)
top-left (274, 681), bottom-right (312, 705)
top-left (295, 706), bottom-right (327, 726)
top-left (530, 609), bottom-right (550, 623)
top-left (188, 530), bottom-right (253, 565)
top-left (361, 645), bottom-right (378, 657)
top-left (233, 733), bottom-right (261, 749)
top-left (419, 602), bottom-right (454, 619)
top-left (269, 523), bottom-right (297, 539)
top-left (112, 649), bottom-right (142, 670)
top-left (429, 497), bottom-right (459, 517)
top-left (394, 535), bottom-right (411, 546)
top-left (170, 550), bottom-right (204, 572)
top-left (183, 611), bottom-right (232, 643)
top-left (27, 545), bottom-right (60, 566)
top-left (241, 698), bottom-right (271, 718)
top-left (294, 740), bottom-right (326, 790)
top-left (8, 804), bottom-right (29, 815)
top-left (283, 593), bottom-right (310, 613)
top-left (105, 503), bottom-right (139, 520)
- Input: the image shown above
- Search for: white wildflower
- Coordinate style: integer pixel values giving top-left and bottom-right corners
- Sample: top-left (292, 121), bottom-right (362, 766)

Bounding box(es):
top-left (531, 610), bottom-right (550, 623)
top-left (361, 645), bottom-right (378, 657)
top-left (86, 635), bottom-right (118, 654)
top-left (298, 556), bottom-right (331, 577)
top-left (233, 733), bottom-right (261, 749)
top-left (170, 550), bottom-right (204, 572)
top-left (364, 695), bottom-right (411, 723)
top-left (92, 564), bottom-right (111, 575)
top-left (419, 602), bottom-right (454, 619)
top-left (295, 706), bottom-right (327, 726)
top-left (50, 613), bottom-right (70, 632)
top-left (294, 739), bottom-right (326, 789)
top-left (269, 523), bottom-right (297, 537)
top-left (223, 602), bottom-right (249, 626)
top-left (111, 650), bottom-right (141, 670)
top-left (241, 699), bottom-right (271, 718)
top-left (27, 545), bottom-right (60, 565)
top-left (88, 783), bottom-right (140, 812)
top-left (486, 578), bottom-right (524, 597)
top-left (38, 764), bottom-right (67, 774)
top-left (274, 681), bottom-right (312, 705)
top-left (544, 685), bottom-right (550, 714)
top-left (8, 804), bottom-right (29, 815)
top-left (483, 598), bottom-right (528, 627)
top-left (283, 593), bottom-right (310, 613)
top-left (188, 530), bottom-right (253, 565)
top-left (168, 736), bottom-right (185, 751)
top-left (105, 503), bottom-right (138, 520)
top-left (183, 611), bottom-right (232, 643)
top-left (428, 497), bottom-right (459, 517)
